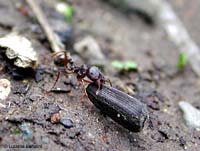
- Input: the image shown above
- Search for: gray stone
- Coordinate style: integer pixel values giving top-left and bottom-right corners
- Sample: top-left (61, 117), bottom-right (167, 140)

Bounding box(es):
top-left (179, 101), bottom-right (200, 129)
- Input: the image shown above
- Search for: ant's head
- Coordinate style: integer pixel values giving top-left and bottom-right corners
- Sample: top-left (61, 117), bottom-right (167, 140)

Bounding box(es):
top-left (87, 66), bottom-right (103, 81)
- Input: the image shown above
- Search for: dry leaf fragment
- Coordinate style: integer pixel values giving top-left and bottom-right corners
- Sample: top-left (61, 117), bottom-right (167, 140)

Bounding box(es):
top-left (0, 32), bottom-right (38, 68)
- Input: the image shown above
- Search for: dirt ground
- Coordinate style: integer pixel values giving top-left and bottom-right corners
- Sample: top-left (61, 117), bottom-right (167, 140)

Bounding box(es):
top-left (0, 0), bottom-right (200, 151)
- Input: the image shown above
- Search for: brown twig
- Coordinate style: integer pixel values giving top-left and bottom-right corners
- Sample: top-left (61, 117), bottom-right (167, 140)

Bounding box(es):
top-left (25, 0), bottom-right (63, 53)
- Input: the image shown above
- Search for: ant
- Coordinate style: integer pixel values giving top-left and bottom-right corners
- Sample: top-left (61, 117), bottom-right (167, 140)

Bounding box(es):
top-left (51, 51), bottom-right (112, 95)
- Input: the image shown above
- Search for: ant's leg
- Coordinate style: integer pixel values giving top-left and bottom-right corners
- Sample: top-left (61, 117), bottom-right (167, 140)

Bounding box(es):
top-left (96, 80), bottom-right (101, 95)
top-left (50, 50), bottom-right (64, 91)
top-left (77, 79), bottom-right (87, 102)
top-left (81, 80), bottom-right (88, 97)
top-left (82, 79), bottom-right (92, 83)
top-left (50, 69), bottom-right (74, 92)
top-left (80, 79), bottom-right (94, 107)
top-left (105, 79), bottom-right (112, 87)
top-left (65, 69), bottom-right (74, 74)
top-left (50, 71), bottom-right (61, 91)
top-left (81, 79), bottom-right (94, 97)
top-left (77, 78), bottom-right (92, 96)
top-left (77, 78), bottom-right (91, 102)
top-left (63, 51), bottom-right (68, 67)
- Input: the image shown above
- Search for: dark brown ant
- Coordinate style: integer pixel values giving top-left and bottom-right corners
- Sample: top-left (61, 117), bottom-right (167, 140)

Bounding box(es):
top-left (51, 51), bottom-right (111, 94)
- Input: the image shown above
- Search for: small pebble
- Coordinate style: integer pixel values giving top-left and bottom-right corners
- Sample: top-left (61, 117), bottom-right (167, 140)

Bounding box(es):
top-left (68, 126), bottom-right (82, 139)
top-left (0, 79), bottom-right (11, 100)
top-left (88, 132), bottom-right (95, 139)
top-left (13, 81), bottom-right (30, 94)
top-left (74, 36), bottom-right (105, 65)
top-left (29, 94), bottom-right (40, 102)
top-left (179, 101), bottom-right (200, 129)
top-left (50, 112), bottom-right (61, 124)
top-left (42, 136), bottom-right (49, 144)
top-left (179, 136), bottom-right (186, 147)
top-left (35, 65), bottom-right (44, 82)
top-left (19, 123), bottom-right (32, 140)
top-left (60, 118), bottom-right (73, 128)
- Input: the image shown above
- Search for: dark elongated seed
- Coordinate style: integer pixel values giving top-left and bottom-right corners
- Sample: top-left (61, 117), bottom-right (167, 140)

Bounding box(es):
top-left (86, 83), bottom-right (149, 132)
